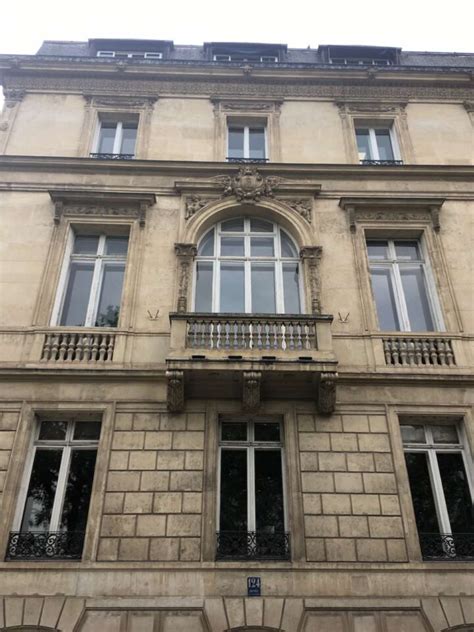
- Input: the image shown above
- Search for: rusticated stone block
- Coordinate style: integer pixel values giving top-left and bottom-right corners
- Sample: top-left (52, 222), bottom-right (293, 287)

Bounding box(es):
top-left (167, 514), bottom-right (201, 537)
top-left (103, 492), bottom-right (124, 514)
top-left (150, 537), bottom-right (180, 561)
top-left (306, 538), bottom-right (326, 561)
top-left (153, 492), bottom-right (182, 513)
top-left (356, 538), bottom-right (387, 561)
top-left (157, 450), bottom-right (185, 470)
top-left (118, 538), bottom-right (149, 561)
top-left (185, 451), bottom-right (204, 470)
top-left (380, 494), bottom-right (401, 515)
top-left (363, 473), bottom-right (397, 494)
top-left (303, 493), bottom-right (322, 515)
top-left (187, 413), bottom-right (205, 430)
top-left (369, 516), bottom-right (404, 538)
top-left (334, 472), bottom-right (363, 493)
top-left (160, 414), bottom-right (186, 430)
top-left (140, 471), bottom-right (170, 491)
top-left (111, 431), bottom-right (144, 450)
top-left (133, 413), bottom-right (159, 430)
top-left (339, 516), bottom-right (369, 537)
top-left (101, 515), bottom-right (136, 537)
top-left (319, 452), bottom-right (346, 471)
top-left (387, 539), bottom-right (408, 561)
top-left (297, 414), bottom-right (315, 431)
top-left (326, 538), bottom-right (356, 561)
top-left (107, 471), bottom-right (140, 492)
top-left (129, 451), bottom-right (156, 470)
top-left (301, 472), bottom-right (334, 492)
top-left (114, 413), bottom-right (133, 430)
top-left (374, 453), bottom-right (394, 472)
top-left (347, 452), bottom-right (375, 472)
top-left (170, 471), bottom-right (203, 491)
top-left (0, 412), bottom-right (19, 430)
top-left (172, 431), bottom-right (204, 450)
top-left (358, 433), bottom-right (391, 453)
top-left (299, 432), bottom-right (330, 451)
top-left (109, 451), bottom-right (129, 470)
top-left (182, 492), bottom-right (202, 514)
top-left (321, 493), bottom-right (351, 514)
top-left (351, 494), bottom-right (381, 515)
top-left (369, 415), bottom-right (388, 433)
top-left (305, 515), bottom-right (338, 537)
top-left (330, 433), bottom-right (358, 452)
top-left (0, 432), bottom-right (15, 450)
top-left (144, 431), bottom-right (173, 450)
top-left (123, 492), bottom-right (153, 514)
top-left (179, 538), bottom-right (201, 561)
top-left (300, 452), bottom-right (319, 471)
top-left (136, 515), bottom-right (166, 537)
top-left (342, 415), bottom-right (369, 433)
top-left (97, 538), bottom-right (119, 561)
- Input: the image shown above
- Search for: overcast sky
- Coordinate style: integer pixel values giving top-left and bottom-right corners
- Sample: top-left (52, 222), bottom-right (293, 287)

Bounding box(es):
top-left (1, 0), bottom-right (473, 55)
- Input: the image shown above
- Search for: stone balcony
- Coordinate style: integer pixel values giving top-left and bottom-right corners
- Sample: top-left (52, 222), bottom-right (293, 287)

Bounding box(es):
top-left (166, 313), bottom-right (338, 414)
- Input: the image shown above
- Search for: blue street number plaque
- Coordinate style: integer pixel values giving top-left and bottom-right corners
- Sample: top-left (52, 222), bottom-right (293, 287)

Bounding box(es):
top-left (247, 576), bottom-right (261, 597)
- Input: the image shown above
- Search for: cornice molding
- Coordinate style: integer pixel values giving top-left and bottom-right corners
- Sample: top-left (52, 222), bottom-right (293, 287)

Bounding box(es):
top-left (339, 196), bottom-right (445, 232)
top-left (49, 190), bottom-right (156, 226)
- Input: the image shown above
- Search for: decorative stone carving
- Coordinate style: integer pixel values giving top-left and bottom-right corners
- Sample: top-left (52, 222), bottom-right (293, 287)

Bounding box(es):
top-left (336, 101), bottom-right (407, 114)
top-left (285, 198), bottom-right (312, 223)
top-left (217, 167), bottom-right (280, 202)
top-left (300, 246), bottom-right (323, 314)
top-left (83, 94), bottom-right (157, 109)
top-left (242, 371), bottom-right (261, 412)
top-left (49, 191), bottom-right (156, 227)
top-left (167, 369), bottom-right (184, 413)
top-left (212, 99), bottom-right (283, 113)
top-left (185, 195), bottom-right (213, 220)
top-left (174, 243), bottom-right (197, 313)
top-left (317, 372), bottom-right (337, 415)
top-left (3, 89), bottom-right (25, 105)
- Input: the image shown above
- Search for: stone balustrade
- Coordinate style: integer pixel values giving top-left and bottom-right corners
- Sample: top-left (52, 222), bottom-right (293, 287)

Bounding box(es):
top-left (382, 335), bottom-right (455, 367)
top-left (41, 331), bottom-right (116, 362)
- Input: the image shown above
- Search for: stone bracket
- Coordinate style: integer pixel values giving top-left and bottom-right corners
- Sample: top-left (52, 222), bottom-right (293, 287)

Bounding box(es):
top-left (317, 372), bottom-right (337, 415)
top-left (242, 371), bottom-right (262, 412)
top-left (167, 369), bottom-right (184, 413)
top-left (174, 243), bottom-right (197, 313)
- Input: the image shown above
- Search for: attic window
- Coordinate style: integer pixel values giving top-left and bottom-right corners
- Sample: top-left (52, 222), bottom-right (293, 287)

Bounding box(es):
top-left (97, 50), bottom-right (162, 60)
top-left (326, 45), bottom-right (398, 66)
top-left (213, 54), bottom-right (278, 63)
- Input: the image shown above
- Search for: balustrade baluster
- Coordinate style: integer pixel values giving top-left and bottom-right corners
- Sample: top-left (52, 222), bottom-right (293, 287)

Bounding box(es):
top-left (446, 340), bottom-right (455, 365)
top-left (66, 334), bottom-right (76, 361)
top-left (248, 322), bottom-right (254, 349)
top-left (406, 339), bottom-right (415, 365)
top-left (391, 339), bottom-right (400, 365)
top-left (429, 339), bottom-right (438, 365)
top-left (91, 335), bottom-right (99, 361)
top-left (232, 321), bottom-right (239, 349)
top-left (107, 335), bottom-right (115, 361)
top-left (414, 339), bottom-right (422, 365)
top-left (437, 338), bottom-right (446, 365)
top-left (264, 322), bottom-right (270, 349)
top-left (256, 322), bottom-right (263, 349)
top-left (281, 323), bottom-right (287, 350)
top-left (421, 339), bottom-right (430, 364)
top-left (98, 336), bottom-right (107, 361)
top-left (58, 335), bottom-right (68, 361)
top-left (42, 334), bottom-right (52, 361)
top-left (75, 334), bottom-right (84, 361)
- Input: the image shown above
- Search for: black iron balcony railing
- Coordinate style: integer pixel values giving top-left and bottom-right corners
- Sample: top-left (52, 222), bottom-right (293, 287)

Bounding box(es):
top-left (360, 159), bottom-right (404, 166)
top-left (6, 531), bottom-right (85, 560)
top-left (226, 157), bottom-right (269, 164)
top-left (89, 153), bottom-right (135, 160)
top-left (216, 531), bottom-right (290, 560)
top-left (420, 533), bottom-right (474, 561)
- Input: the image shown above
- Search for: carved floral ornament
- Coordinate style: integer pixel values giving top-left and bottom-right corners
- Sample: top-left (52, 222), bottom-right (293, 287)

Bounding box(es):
top-left (339, 197), bottom-right (445, 232)
top-left (49, 191), bottom-right (156, 227)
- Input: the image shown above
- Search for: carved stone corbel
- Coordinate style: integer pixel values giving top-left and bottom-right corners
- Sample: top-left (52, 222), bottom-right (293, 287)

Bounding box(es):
top-left (242, 371), bottom-right (261, 412)
top-left (300, 246), bottom-right (323, 314)
top-left (167, 369), bottom-right (185, 413)
top-left (317, 372), bottom-right (337, 415)
top-left (175, 243), bottom-right (197, 313)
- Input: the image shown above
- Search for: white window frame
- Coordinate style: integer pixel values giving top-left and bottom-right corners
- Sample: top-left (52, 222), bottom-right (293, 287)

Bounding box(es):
top-left (355, 124), bottom-right (401, 162)
top-left (52, 232), bottom-right (129, 327)
top-left (193, 218), bottom-right (304, 314)
top-left (401, 422), bottom-right (474, 539)
top-left (97, 51), bottom-right (163, 60)
top-left (93, 118), bottom-right (138, 156)
top-left (217, 417), bottom-right (287, 534)
top-left (13, 420), bottom-right (101, 533)
top-left (213, 54), bottom-right (278, 63)
top-left (226, 124), bottom-right (268, 161)
top-left (366, 236), bottom-right (444, 332)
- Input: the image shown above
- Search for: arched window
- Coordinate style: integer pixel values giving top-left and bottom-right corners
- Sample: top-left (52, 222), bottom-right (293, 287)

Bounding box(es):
top-left (194, 217), bottom-right (302, 313)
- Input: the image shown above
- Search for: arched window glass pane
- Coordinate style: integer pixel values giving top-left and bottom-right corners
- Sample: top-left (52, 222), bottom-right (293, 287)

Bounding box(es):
top-left (195, 218), bottom-right (302, 314)
top-left (198, 228), bottom-right (214, 256)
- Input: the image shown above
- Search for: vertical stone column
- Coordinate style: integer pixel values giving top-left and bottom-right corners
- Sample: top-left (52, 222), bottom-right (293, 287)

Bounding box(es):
top-left (174, 243), bottom-right (197, 313)
top-left (0, 89), bottom-right (25, 154)
top-left (300, 246), bottom-right (323, 314)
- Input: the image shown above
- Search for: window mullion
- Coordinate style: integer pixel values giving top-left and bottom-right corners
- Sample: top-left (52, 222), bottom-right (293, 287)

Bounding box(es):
top-left (244, 126), bottom-right (250, 159)
top-left (248, 444), bottom-right (256, 532)
top-left (113, 121), bottom-right (123, 154)
top-left (392, 262), bottom-right (410, 331)
top-left (85, 257), bottom-right (103, 326)
top-left (49, 445), bottom-right (70, 531)
top-left (427, 449), bottom-right (452, 534)
top-left (369, 128), bottom-right (379, 160)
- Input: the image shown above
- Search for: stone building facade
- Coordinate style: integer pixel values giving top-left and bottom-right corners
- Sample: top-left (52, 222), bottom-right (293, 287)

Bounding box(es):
top-left (0, 39), bottom-right (472, 631)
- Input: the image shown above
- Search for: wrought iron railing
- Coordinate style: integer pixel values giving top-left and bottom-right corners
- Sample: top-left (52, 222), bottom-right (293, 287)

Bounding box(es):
top-left (383, 336), bottom-right (455, 367)
top-left (41, 331), bottom-right (116, 362)
top-left (420, 533), bottom-right (474, 561)
top-left (360, 159), bottom-right (403, 166)
top-left (89, 153), bottom-right (135, 160)
top-left (6, 531), bottom-right (85, 560)
top-left (187, 315), bottom-right (318, 351)
top-left (216, 531), bottom-right (290, 560)
top-left (226, 157), bottom-right (269, 164)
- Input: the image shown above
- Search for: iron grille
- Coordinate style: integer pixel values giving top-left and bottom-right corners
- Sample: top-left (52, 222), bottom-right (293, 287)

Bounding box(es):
top-left (420, 533), bottom-right (474, 561)
top-left (6, 531), bottom-right (85, 560)
top-left (89, 153), bottom-right (135, 160)
top-left (216, 531), bottom-right (290, 560)
top-left (360, 159), bottom-right (403, 166)
top-left (226, 157), bottom-right (269, 164)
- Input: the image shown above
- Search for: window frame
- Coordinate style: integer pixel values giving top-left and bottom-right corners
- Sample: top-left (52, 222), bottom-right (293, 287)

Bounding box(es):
top-left (366, 236), bottom-right (444, 332)
top-left (355, 123), bottom-right (401, 162)
top-left (92, 116), bottom-right (138, 157)
top-left (401, 421), bottom-right (474, 541)
top-left (12, 419), bottom-right (101, 535)
top-left (193, 218), bottom-right (304, 314)
top-left (226, 123), bottom-right (268, 161)
top-left (51, 229), bottom-right (129, 328)
top-left (216, 417), bottom-right (288, 536)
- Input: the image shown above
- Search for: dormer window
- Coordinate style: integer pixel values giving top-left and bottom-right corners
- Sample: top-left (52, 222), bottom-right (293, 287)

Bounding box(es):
top-left (213, 54), bottom-right (278, 63)
top-left (322, 45), bottom-right (400, 67)
top-left (96, 50), bottom-right (163, 60)
top-left (207, 42), bottom-right (285, 64)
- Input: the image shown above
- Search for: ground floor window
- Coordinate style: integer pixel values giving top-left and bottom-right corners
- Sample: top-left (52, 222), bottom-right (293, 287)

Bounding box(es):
top-left (217, 416), bottom-right (290, 560)
top-left (401, 420), bottom-right (474, 560)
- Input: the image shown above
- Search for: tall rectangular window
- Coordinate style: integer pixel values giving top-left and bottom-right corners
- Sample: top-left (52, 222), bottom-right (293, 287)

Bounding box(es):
top-left (58, 233), bottom-right (129, 327)
top-left (366, 238), bottom-right (439, 331)
top-left (401, 422), bottom-right (474, 560)
top-left (7, 419), bottom-right (101, 560)
top-left (227, 125), bottom-right (267, 162)
top-left (93, 118), bottom-right (138, 158)
top-left (217, 418), bottom-right (289, 560)
top-left (356, 125), bottom-right (400, 164)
